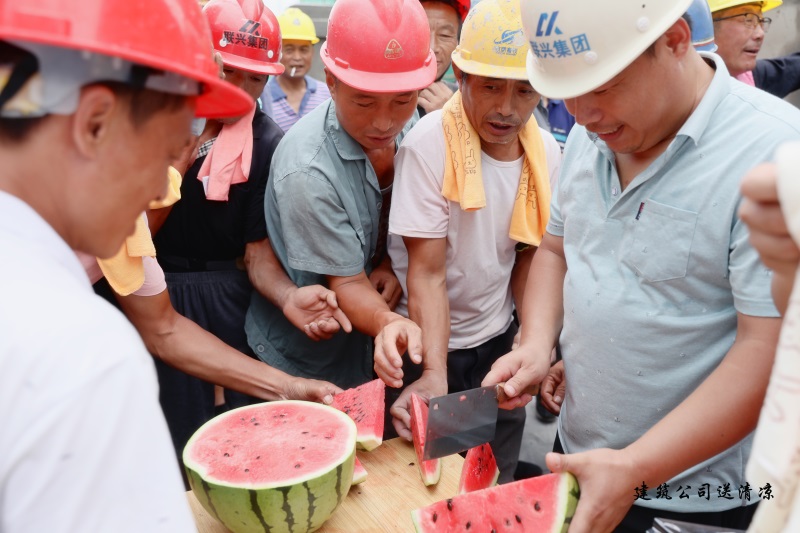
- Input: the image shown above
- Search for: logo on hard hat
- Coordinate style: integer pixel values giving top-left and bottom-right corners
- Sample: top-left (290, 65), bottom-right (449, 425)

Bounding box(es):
top-left (536, 12), bottom-right (563, 37)
top-left (220, 28), bottom-right (271, 51)
top-left (385, 39), bottom-right (404, 60)
top-left (494, 29), bottom-right (526, 47)
top-left (240, 20), bottom-right (262, 36)
top-left (493, 29), bottom-right (525, 56)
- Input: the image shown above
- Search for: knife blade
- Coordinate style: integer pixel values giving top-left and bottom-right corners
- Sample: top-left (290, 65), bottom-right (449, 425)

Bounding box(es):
top-left (422, 382), bottom-right (541, 461)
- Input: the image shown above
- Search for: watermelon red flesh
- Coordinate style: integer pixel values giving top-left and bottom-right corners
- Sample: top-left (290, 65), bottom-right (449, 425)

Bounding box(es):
top-left (411, 472), bottom-right (580, 533)
top-left (331, 378), bottom-right (385, 451)
top-left (352, 456), bottom-right (367, 485)
top-left (185, 402), bottom-right (353, 487)
top-left (410, 393), bottom-right (442, 486)
top-left (183, 401), bottom-right (357, 533)
top-left (458, 443), bottom-right (500, 494)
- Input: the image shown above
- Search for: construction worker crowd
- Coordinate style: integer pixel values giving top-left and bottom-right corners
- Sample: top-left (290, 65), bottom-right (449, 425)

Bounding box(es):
top-left (1, 0), bottom-right (800, 532)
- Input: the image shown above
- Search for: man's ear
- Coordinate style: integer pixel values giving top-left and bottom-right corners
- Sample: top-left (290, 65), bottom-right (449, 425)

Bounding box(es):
top-left (663, 17), bottom-right (693, 59)
top-left (452, 63), bottom-right (463, 90)
top-left (324, 68), bottom-right (336, 101)
top-left (70, 85), bottom-right (120, 160)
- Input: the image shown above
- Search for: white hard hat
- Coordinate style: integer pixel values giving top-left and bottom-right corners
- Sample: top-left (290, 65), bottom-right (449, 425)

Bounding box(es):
top-left (521, 0), bottom-right (693, 99)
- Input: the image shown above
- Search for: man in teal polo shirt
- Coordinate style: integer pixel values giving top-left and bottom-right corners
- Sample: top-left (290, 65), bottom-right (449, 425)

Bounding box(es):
top-left (484, 0), bottom-right (800, 531)
top-left (245, 0), bottom-right (435, 389)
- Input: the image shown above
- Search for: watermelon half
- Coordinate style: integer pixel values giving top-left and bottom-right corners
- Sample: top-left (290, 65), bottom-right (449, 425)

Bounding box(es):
top-left (183, 401), bottom-right (357, 533)
top-left (331, 378), bottom-right (385, 451)
top-left (411, 472), bottom-right (580, 533)
top-left (410, 393), bottom-right (442, 486)
top-left (458, 443), bottom-right (500, 494)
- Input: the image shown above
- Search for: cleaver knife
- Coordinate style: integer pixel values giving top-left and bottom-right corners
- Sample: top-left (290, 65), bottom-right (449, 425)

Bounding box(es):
top-left (422, 382), bottom-right (540, 461)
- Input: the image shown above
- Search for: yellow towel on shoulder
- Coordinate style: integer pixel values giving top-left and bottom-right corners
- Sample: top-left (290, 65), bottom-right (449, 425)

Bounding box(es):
top-left (441, 91), bottom-right (551, 246)
top-left (97, 166), bottom-right (182, 296)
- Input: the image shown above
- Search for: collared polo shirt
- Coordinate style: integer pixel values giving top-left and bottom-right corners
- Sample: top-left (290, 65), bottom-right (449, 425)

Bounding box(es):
top-left (245, 100), bottom-right (416, 388)
top-left (549, 54), bottom-right (800, 513)
top-left (261, 75), bottom-right (331, 132)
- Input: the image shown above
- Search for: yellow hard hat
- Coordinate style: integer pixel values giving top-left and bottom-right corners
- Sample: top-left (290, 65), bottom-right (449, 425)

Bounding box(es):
top-left (451, 0), bottom-right (529, 81)
top-left (707, 0), bottom-right (782, 13)
top-left (278, 7), bottom-right (319, 44)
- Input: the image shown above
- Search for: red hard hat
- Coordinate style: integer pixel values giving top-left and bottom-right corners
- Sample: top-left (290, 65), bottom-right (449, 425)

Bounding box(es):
top-left (0, 0), bottom-right (253, 119)
top-left (321, 0), bottom-right (436, 93)
top-left (204, 0), bottom-right (284, 76)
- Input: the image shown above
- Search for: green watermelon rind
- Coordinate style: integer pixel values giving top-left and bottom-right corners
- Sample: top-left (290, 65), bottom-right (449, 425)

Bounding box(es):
top-left (184, 402), bottom-right (357, 533)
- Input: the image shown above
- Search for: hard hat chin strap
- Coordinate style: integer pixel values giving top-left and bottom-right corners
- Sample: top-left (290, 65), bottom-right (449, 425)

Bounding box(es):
top-left (0, 42), bottom-right (40, 116)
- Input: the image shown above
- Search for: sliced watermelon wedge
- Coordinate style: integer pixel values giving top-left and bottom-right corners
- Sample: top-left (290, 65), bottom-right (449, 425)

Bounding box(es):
top-left (352, 456), bottom-right (367, 485)
top-left (458, 443), bottom-right (500, 494)
top-left (332, 378), bottom-right (385, 451)
top-left (410, 393), bottom-right (442, 486)
top-left (411, 472), bottom-right (579, 533)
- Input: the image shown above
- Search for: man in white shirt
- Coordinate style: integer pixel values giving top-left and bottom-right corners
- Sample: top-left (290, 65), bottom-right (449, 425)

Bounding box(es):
top-left (0, 0), bottom-right (253, 531)
top-left (381, 0), bottom-right (561, 482)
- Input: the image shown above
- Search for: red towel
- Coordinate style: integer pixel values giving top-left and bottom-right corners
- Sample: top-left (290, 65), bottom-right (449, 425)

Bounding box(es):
top-left (198, 103), bottom-right (256, 201)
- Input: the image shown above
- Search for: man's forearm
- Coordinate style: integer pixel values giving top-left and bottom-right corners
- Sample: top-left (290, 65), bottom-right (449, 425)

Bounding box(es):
top-left (119, 291), bottom-right (287, 400)
top-left (330, 273), bottom-right (402, 336)
top-left (245, 238), bottom-right (296, 310)
top-left (518, 234), bottom-right (566, 355)
top-left (510, 246), bottom-right (536, 324)
top-left (407, 272), bottom-right (449, 373)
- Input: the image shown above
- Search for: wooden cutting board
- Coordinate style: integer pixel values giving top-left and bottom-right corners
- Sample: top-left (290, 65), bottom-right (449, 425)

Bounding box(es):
top-left (187, 437), bottom-right (464, 532)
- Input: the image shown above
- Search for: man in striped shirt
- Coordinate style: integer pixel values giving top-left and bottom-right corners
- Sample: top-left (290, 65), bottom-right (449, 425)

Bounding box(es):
top-left (261, 7), bottom-right (330, 132)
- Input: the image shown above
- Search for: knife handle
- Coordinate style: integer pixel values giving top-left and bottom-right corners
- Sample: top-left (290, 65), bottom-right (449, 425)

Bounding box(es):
top-left (496, 382), bottom-right (540, 404)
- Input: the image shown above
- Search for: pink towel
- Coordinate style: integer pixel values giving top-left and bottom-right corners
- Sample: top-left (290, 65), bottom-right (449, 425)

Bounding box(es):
top-left (736, 70), bottom-right (756, 86)
top-left (198, 103), bottom-right (256, 201)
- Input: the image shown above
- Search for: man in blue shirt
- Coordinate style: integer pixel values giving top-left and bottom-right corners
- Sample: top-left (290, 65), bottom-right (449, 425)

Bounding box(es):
top-left (486, 0), bottom-right (800, 531)
top-left (246, 0), bottom-right (435, 391)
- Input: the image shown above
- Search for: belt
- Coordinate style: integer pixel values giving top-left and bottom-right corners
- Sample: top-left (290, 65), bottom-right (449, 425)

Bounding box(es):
top-left (158, 255), bottom-right (246, 273)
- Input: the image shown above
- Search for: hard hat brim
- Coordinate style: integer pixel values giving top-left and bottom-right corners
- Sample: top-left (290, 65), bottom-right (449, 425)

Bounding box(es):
top-left (281, 34), bottom-right (320, 44)
top-left (194, 72), bottom-right (257, 119)
top-left (451, 54), bottom-right (529, 81)
top-left (710, 0), bottom-right (782, 13)
top-left (218, 50), bottom-right (286, 76)
top-left (320, 42), bottom-right (437, 93)
top-left (0, 30), bottom-right (256, 120)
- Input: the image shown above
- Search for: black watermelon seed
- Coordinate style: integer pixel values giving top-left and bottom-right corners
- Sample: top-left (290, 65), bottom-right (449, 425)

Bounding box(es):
top-left (294, 463), bottom-right (302, 469)
top-left (492, 530), bottom-right (497, 533)
top-left (254, 423), bottom-right (260, 426)
top-left (244, 469), bottom-right (249, 473)
top-left (446, 499), bottom-right (453, 511)
top-left (505, 519), bottom-right (511, 526)
top-left (256, 456), bottom-right (261, 459)
top-left (300, 446), bottom-right (306, 450)
top-left (223, 453), bottom-right (230, 457)
top-left (516, 515), bottom-right (522, 523)
top-left (409, 462), bottom-right (415, 466)
top-left (432, 512), bottom-right (438, 523)
top-left (534, 501), bottom-right (541, 512)
top-left (465, 521), bottom-right (471, 529)
top-left (302, 431), bottom-right (309, 434)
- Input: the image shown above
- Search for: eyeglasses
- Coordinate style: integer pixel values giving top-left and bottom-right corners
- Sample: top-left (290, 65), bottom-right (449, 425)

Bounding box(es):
top-left (713, 12), bottom-right (772, 33)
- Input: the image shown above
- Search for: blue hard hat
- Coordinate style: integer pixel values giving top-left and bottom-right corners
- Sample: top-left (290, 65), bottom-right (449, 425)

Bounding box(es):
top-left (687, 0), bottom-right (718, 52)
